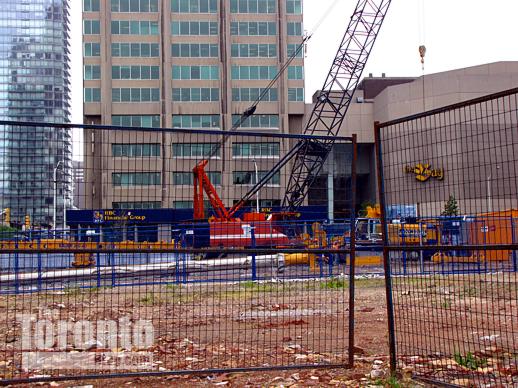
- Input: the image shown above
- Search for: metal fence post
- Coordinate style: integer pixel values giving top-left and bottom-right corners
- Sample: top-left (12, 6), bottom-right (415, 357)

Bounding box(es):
top-left (512, 217), bottom-right (517, 272)
top-left (348, 135), bottom-right (358, 367)
top-left (374, 121), bottom-right (397, 374)
top-left (182, 252), bottom-right (187, 284)
top-left (251, 224), bottom-right (257, 281)
top-left (96, 252), bottom-right (101, 288)
top-left (37, 238), bottom-right (42, 292)
top-left (111, 252), bottom-right (116, 287)
top-left (14, 241), bottom-right (19, 294)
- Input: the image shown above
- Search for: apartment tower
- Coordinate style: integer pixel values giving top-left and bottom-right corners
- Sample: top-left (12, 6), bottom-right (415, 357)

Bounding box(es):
top-left (0, 0), bottom-right (71, 226)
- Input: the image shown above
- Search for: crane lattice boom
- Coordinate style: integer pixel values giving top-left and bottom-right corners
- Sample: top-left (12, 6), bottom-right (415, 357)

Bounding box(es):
top-left (230, 0), bottom-right (392, 215)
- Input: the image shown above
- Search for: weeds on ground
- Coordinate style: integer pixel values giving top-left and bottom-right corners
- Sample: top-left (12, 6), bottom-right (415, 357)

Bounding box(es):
top-left (441, 298), bottom-right (452, 308)
top-left (454, 351), bottom-right (487, 370)
top-left (373, 375), bottom-right (402, 388)
top-left (241, 281), bottom-right (277, 292)
top-left (63, 286), bottom-right (81, 296)
top-left (139, 293), bottom-right (155, 305)
top-left (320, 277), bottom-right (347, 289)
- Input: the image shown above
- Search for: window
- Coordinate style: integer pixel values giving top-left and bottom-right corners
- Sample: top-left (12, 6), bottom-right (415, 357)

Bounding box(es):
top-left (172, 143), bottom-right (220, 157)
top-left (172, 43), bottom-right (218, 57)
top-left (84, 65), bottom-right (101, 80)
top-left (288, 66), bottom-right (304, 80)
top-left (287, 43), bottom-right (303, 58)
top-left (232, 114), bottom-right (279, 128)
top-left (231, 43), bottom-right (276, 58)
top-left (111, 0), bottom-right (159, 12)
top-left (230, 21), bottom-right (276, 36)
top-left (83, 0), bottom-right (100, 11)
top-left (112, 65), bottom-right (160, 80)
top-left (171, 0), bottom-right (218, 13)
top-left (233, 199), bottom-right (281, 207)
top-left (112, 143), bottom-right (161, 157)
top-left (112, 172), bottom-right (161, 186)
top-left (171, 21), bottom-right (218, 36)
top-left (288, 88), bottom-right (304, 102)
top-left (287, 22), bottom-right (302, 36)
top-left (111, 20), bottom-right (159, 35)
top-left (84, 43), bottom-right (101, 57)
top-left (172, 172), bottom-right (194, 186)
top-left (112, 88), bottom-right (160, 102)
top-left (84, 88), bottom-right (101, 102)
top-left (173, 171), bottom-right (221, 186)
top-left (286, 0), bottom-right (302, 14)
top-left (85, 88), bottom-right (100, 103)
top-left (232, 142), bottom-right (280, 157)
top-left (172, 88), bottom-right (219, 102)
top-left (113, 201), bottom-right (161, 209)
top-left (232, 88), bottom-right (277, 102)
top-left (233, 171), bottom-right (280, 185)
top-left (230, 0), bottom-right (276, 13)
top-left (84, 20), bottom-right (100, 34)
top-left (112, 115), bottom-right (160, 128)
top-left (112, 43), bottom-right (159, 57)
top-left (173, 200), bottom-right (193, 209)
top-left (172, 65), bottom-right (219, 80)
top-left (231, 66), bottom-right (277, 80)
top-left (172, 115), bottom-right (220, 129)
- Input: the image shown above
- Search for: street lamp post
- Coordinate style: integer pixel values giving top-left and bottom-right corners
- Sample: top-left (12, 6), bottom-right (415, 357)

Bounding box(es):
top-left (252, 159), bottom-right (259, 213)
top-left (53, 161), bottom-right (63, 237)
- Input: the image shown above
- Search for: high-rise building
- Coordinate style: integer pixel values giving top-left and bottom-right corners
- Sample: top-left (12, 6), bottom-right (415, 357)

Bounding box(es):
top-left (0, 0), bottom-right (71, 226)
top-left (83, 0), bottom-right (305, 210)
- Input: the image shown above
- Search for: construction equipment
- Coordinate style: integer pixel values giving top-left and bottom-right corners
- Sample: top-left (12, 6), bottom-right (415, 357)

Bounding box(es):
top-left (191, 0), bottom-right (392, 248)
top-left (232, 0), bottom-right (392, 213)
top-left (1, 208), bottom-right (10, 226)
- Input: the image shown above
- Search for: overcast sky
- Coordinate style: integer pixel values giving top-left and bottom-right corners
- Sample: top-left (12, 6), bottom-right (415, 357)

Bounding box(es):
top-left (69, 0), bottom-right (518, 123)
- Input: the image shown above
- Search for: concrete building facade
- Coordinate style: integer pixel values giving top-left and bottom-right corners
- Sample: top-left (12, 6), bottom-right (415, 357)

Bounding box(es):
top-left (0, 0), bottom-right (71, 226)
top-left (82, 0), bottom-right (305, 210)
top-left (329, 61), bottom-right (518, 214)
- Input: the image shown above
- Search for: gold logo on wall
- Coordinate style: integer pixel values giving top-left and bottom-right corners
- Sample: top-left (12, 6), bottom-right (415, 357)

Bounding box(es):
top-left (404, 163), bottom-right (444, 182)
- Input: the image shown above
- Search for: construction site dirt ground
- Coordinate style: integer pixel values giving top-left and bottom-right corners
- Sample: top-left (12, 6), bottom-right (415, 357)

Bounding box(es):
top-left (3, 273), bottom-right (516, 387)
top-left (0, 277), bottom-right (409, 387)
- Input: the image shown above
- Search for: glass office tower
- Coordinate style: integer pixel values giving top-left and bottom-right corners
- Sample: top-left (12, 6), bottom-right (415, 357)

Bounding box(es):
top-left (0, 0), bottom-right (71, 227)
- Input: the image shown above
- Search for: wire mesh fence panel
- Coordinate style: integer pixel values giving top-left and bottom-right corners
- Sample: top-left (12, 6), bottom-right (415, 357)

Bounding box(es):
top-left (375, 88), bottom-right (518, 387)
top-left (0, 121), bottom-right (356, 383)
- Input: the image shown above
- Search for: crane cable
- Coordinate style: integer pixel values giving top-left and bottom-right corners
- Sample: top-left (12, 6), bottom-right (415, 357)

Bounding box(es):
top-left (205, 0), bottom-right (342, 161)
top-left (418, 0), bottom-right (426, 111)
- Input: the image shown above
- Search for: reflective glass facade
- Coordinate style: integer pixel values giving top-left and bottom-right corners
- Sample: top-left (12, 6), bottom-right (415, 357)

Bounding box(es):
top-left (0, 0), bottom-right (71, 226)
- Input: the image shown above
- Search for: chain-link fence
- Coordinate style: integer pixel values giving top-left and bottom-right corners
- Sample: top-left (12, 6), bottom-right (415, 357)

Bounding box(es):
top-left (375, 88), bottom-right (518, 387)
top-left (0, 121), bottom-right (357, 383)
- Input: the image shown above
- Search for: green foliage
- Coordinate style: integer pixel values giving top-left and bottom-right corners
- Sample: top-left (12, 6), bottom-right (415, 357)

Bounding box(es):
top-left (373, 375), bottom-right (402, 388)
top-left (454, 351), bottom-right (487, 370)
top-left (139, 293), bottom-right (155, 305)
top-left (241, 281), bottom-right (277, 292)
top-left (442, 194), bottom-right (459, 216)
top-left (0, 225), bottom-right (19, 240)
top-left (320, 278), bottom-right (347, 289)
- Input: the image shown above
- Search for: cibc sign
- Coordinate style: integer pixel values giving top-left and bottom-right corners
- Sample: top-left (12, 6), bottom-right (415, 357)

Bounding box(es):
top-left (404, 163), bottom-right (444, 182)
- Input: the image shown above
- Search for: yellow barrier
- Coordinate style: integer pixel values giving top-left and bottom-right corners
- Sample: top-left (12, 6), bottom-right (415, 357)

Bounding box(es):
top-left (0, 240), bottom-right (177, 251)
top-left (347, 255), bottom-right (383, 266)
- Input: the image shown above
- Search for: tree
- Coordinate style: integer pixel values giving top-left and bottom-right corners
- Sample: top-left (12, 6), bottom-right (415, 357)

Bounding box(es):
top-left (442, 195), bottom-right (459, 216)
